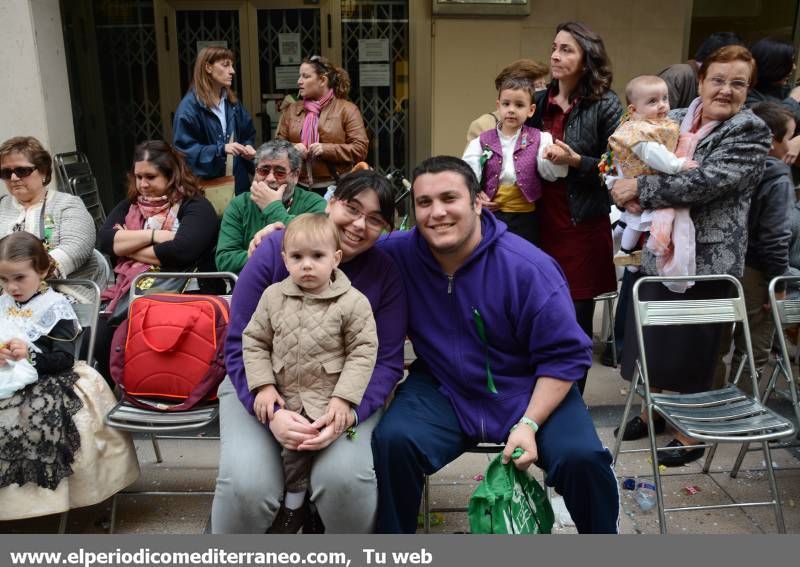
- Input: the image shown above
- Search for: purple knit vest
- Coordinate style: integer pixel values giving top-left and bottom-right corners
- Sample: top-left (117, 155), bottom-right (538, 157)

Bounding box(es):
top-left (478, 125), bottom-right (543, 202)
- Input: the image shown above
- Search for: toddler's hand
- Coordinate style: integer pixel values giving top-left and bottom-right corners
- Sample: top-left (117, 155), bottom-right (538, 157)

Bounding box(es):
top-left (324, 397), bottom-right (352, 435)
top-left (253, 384), bottom-right (285, 424)
top-left (6, 339), bottom-right (28, 362)
top-left (681, 159), bottom-right (699, 171)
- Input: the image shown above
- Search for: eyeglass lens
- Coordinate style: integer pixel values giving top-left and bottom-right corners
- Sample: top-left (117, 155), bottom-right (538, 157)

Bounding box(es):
top-left (255, 165), bottom-right (288, 179)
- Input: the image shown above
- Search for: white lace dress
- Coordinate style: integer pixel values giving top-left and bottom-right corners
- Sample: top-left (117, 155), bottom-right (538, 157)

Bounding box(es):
top-left (0, 289), bottom-right (139, 520)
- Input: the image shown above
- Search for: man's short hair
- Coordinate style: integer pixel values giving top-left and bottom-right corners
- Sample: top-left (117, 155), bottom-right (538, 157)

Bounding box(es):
top-left (694, 32), bottom-right (743, 63)
top-left (751, 101), bottom-right (796, 142)
top-left (254, 139), bottom-right (302, 172)
top-left (412, 156), bottom-right (480, 203)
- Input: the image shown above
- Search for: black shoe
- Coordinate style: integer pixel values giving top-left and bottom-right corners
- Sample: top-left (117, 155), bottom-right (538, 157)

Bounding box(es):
top-left (267, 505), bottom-right (305, 534)
top-left (657, 438), bottom-right (705, 467)
top-left (613, 415), bottom-right (666, 441)
top-left (302, 500), bottom-right (325, 534)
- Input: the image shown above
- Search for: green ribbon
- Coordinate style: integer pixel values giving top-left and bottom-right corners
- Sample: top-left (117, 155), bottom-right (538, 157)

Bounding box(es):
top-left (472, 307), bottom-right (497, 394)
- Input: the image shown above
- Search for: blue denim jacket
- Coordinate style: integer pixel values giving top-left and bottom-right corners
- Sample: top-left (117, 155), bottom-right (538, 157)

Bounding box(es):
top-left (173, 90), bottom-right (256, 195)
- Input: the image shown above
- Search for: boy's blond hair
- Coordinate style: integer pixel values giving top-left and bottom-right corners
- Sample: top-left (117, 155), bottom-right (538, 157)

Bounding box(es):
top-left (624, 75), bottom-right (668, 106)
top-left (282, 213), bottom-right (341, 252)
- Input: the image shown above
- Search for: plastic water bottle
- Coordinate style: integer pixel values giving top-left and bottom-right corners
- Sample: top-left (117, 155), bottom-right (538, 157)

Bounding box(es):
top-left (634, 480), bottom-right (657, 512)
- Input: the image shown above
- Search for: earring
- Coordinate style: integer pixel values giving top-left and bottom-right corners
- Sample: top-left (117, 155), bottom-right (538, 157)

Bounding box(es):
top-left (38, 280), bottom-right (49, 293)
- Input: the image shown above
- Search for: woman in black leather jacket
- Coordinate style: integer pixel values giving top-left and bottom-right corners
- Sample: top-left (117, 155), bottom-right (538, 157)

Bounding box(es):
top-left (528, 21), bottom-right (623, 395)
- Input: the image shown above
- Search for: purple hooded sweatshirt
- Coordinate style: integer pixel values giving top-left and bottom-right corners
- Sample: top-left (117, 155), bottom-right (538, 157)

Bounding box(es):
top-left (377, 213), bottom-right (592, 443)
top-left (225, 230), bottom-right (407, 423)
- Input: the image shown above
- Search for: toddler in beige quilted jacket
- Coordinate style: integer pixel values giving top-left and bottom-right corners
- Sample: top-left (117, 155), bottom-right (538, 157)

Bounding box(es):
top-left (242, 213), bottom-right (378, 533)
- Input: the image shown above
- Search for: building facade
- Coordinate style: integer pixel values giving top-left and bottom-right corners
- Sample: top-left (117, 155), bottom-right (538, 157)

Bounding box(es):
top-left (2, 0), bottom-right (798, 207)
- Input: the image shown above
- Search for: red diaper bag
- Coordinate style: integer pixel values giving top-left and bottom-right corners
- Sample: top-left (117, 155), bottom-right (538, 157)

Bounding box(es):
top-left (109, 293), bottom-right (229, 411)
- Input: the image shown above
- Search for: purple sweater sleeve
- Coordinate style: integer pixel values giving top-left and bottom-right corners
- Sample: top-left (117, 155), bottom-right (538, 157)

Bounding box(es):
top-left (225, 231), bottom-right (288, 413)
top-left (349, 250), bottom-right (407, 423)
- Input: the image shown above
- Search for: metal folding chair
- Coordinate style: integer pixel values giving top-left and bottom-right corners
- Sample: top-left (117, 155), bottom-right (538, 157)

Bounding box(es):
top-left (103, 271), bottom-right (236, 533)
top-left (42, 279), bottom-right (101, 533)
top-left (421, 443), bottom-right (504, 533)
top-left (594, 290), bottom-right (619, 366)
top-left (729, 276), bottom-right (800, 477)
top-left (611, 275), bottom-right (795, 533)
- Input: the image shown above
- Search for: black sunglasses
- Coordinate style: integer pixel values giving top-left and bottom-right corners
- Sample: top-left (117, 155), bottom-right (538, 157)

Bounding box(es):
top-left (0, 166), bottom-right (38, 180)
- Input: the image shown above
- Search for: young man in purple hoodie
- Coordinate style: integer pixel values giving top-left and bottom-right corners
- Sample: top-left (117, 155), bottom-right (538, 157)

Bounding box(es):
top-left (373, 156), bottom-right (619, 533)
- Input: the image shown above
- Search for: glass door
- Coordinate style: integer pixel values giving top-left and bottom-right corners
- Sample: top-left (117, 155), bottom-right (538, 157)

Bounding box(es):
top-left (250, 1), bottom-right (324, 141)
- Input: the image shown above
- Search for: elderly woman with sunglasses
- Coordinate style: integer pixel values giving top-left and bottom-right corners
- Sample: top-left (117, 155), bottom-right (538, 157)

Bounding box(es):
top-left (212, 170), bottom-right (406, 533)
top-left (0, 136), bottom-right (106, 301)
top-left (215, 140), bottom-right (326, 274)
top-left (276, 55), bottom-right (368, 195)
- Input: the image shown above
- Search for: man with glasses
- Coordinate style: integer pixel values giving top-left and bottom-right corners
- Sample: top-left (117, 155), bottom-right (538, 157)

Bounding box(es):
top-left (216, 139), bottom-right (326, 274)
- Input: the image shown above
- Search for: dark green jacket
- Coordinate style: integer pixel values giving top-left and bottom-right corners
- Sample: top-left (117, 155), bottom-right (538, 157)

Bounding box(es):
top-left (215, 186), bottom-right (326, 273)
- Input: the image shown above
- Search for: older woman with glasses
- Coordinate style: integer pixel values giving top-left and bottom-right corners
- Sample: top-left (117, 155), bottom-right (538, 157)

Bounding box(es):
top-left (0, 136), bottom-right (107, 301)
top-left (611, 45), bottom-right (772, 467)
top-left (216, 139), bottom-right (327, 274)
top-left (212, 169), bottom-right (406, 534)
top-left (276, 55), bottom-right (368, 195)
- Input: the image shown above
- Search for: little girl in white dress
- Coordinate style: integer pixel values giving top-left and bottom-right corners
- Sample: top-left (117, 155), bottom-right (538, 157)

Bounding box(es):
top-left (0, 231), bottom-right (139, 521)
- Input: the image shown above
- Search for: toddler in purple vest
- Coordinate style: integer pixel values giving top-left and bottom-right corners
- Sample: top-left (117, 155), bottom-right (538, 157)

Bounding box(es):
top-left (463, 76), bottom-right (568, 245)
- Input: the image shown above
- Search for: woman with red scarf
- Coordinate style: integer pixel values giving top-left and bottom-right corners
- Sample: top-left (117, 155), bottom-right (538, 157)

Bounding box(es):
top-left (277, 56), bottom-right (369, 195)
top-left (94, 140), bottom-right (219, 378)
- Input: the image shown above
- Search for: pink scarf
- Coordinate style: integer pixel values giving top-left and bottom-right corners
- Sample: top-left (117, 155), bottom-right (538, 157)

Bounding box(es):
top-left (646, 97), bottom-right (721, 292)
top-left (101, 196), bottom-right (181, 311)
top-left (300, 89), bottom-right (335, 147)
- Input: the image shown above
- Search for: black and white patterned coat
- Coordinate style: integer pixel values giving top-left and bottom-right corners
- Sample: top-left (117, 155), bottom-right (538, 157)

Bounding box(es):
top-left (636, 108), bottom-right (771, 277)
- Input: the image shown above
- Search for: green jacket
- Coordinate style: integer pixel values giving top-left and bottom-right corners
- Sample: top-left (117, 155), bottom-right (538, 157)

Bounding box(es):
top-left (215, 187), bottom-right (326, 273)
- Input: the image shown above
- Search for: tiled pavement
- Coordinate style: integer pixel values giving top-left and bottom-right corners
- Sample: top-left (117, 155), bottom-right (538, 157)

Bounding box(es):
top-left (2, 321), bottom-right (799, 534)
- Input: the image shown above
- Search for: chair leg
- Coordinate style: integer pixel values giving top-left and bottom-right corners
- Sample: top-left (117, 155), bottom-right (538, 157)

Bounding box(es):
top-left (422, 475), bottom-right (431, 534)
top-left (702, 442), bottom-right (718, 474)
top-left (108, 494), bottom-right (118, 534)
top-left (646, 404), bottom-right (668, 534)
top-left (58, 511), bottom-right (68, 534)
top-left (761, 441), bottom-right (786, 533)
top-left (605, 297), bottom-right (617, 367)
top-left (150, 434), bottom-right (162, 463)
top-left (612, 373), bottom-right (639, 464)
top-left (730, 442), bottom-right (750, 479)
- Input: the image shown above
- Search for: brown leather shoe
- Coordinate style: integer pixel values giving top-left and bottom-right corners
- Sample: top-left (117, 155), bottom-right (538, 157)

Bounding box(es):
top-left (267, 505), bottom-right (305, 534)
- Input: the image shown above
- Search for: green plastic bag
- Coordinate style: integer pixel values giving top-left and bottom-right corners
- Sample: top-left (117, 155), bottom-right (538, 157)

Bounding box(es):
top-left (468, 454), bottom-right (554, 534)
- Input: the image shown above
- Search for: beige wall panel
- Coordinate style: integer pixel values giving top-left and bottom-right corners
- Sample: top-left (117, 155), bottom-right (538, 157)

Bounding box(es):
top-left (0, 0), bottom-right (75, 155)
top-left (431, 0), bottom-right (691, 157)
top-left (432, 19), bottom-right (524, 154)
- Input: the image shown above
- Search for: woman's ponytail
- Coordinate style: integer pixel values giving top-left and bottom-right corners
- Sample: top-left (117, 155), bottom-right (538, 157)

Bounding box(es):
top-left (332, 66), bottom-right (351, 99)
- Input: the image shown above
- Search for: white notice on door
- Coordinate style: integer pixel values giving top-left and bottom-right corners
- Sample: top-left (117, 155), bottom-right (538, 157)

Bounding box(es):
top-left (278, 34), bottom-right (301, 65)
top-left (358, 39), bottom-right (390, 62)
top-left (359, 63), bottom-right (391, 87)
top-left (275, 66), bottom-right (299, 90)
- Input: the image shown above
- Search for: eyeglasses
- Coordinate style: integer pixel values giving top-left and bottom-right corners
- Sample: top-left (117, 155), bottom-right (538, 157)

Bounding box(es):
top-left (255, 165), bottom-right (290, 181)
top-left (339, 201), bottom-right (388, 231)
top-left (0, 166), bottom-right (37, 180)
top-left (705, 76), bottom-right (749, 92)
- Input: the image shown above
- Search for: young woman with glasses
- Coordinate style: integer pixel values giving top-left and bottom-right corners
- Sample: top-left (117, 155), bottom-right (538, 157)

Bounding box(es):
top-left (212, 169), bottom-right (405, 534)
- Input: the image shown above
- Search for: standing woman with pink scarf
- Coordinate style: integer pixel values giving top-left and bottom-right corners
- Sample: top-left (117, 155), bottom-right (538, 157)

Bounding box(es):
top-left (277, 56), bottom-right (369, 195)
top-left (611, 46), bottom-right (771, 467)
